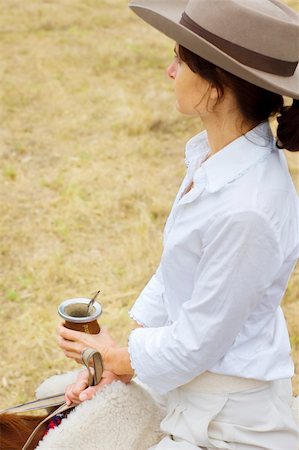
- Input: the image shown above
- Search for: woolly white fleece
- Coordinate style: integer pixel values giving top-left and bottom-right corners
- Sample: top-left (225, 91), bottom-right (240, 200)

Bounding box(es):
top-left (35, 374), bottom-right (165, 450)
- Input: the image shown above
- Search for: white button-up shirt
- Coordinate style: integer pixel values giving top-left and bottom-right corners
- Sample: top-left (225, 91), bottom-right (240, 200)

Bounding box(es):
top-left (128, 122), bottom-right (299, 395)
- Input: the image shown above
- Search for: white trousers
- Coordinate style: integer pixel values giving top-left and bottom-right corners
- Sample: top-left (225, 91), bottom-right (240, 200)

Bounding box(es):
top-left (146, 372), bottom-right (298, 450)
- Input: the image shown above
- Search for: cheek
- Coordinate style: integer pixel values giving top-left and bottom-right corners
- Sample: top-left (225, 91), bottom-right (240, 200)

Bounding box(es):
top-left (176, 78), bottom-right (206, 115)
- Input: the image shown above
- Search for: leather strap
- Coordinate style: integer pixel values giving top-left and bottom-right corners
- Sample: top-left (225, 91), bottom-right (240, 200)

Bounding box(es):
top-left (0, 349), bottom-right (103, 450)
top-left (0, 394), bottom-right (66, 414)
top-left (21, 402), bottom-right (72, 450)
top-left (81, 347), bottom-right (103, 387)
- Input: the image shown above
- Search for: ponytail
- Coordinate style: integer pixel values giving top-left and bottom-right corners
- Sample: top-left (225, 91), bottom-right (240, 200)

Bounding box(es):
top-left (276, 99), bottom-right (299, 152)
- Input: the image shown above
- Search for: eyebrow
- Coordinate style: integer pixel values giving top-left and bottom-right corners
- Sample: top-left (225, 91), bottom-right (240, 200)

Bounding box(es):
top-left (174, 45), bottom-right (178, 56)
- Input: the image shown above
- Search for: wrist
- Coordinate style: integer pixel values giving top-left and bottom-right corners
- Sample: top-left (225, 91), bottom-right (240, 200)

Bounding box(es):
top-left (105, 347), bottom-right (134, 376)
top-left (105, 347), bottom-right (118, 373)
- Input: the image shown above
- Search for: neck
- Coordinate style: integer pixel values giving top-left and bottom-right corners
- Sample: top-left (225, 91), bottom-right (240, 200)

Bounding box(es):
top-left (202, 112), bottom-right (256, 155)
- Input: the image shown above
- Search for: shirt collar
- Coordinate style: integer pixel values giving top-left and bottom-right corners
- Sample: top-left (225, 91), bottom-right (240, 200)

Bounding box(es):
top-left (186, 122), bottom-right (275, 194)
top-left (185, 130), bottom-right (210, 168)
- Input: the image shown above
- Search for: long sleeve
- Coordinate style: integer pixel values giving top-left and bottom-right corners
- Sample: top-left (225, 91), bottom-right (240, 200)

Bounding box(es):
top-left (129, 264), bottom-right (169, 327)
top-left (128, 211), bottom-right (283, 394)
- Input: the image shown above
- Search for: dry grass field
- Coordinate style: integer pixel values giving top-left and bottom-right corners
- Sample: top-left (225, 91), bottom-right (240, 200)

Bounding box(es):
top-left (0, 0), bottom-right (298, 409)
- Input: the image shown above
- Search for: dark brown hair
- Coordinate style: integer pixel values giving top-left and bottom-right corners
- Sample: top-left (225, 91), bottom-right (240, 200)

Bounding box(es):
top-left (178, 45), bottom-right (299, 152)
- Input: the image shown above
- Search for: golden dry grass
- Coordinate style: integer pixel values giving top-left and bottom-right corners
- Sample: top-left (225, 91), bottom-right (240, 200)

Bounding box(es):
top-left (0, 0), bottom-right (298, 409)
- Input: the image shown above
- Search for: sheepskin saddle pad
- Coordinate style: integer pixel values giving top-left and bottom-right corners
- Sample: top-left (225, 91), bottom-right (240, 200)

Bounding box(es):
top-left (35, 371), bottom-right (165, 450)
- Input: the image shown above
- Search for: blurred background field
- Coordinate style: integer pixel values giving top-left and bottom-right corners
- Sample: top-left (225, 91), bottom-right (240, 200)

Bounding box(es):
top-left (0, 0), bottom-right (298, 408)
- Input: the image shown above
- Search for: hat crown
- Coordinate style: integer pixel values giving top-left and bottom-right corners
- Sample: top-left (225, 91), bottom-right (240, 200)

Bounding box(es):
top-left (185, 0), bottom-right (299, 61)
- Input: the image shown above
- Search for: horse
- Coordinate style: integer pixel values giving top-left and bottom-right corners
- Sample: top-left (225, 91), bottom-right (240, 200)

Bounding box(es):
top-left (0, 413), bottom-right (48, 450)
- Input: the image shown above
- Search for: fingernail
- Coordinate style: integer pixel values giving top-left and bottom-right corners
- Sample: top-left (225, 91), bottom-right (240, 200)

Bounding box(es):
top-left (80, 393), bottom-right (87, 401)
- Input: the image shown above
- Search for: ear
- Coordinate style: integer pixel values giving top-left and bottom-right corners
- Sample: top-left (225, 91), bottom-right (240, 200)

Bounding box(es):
top-left (209, 84), bottom-right (220, 103)
top-left (204, 84), bottom-right (220, 113)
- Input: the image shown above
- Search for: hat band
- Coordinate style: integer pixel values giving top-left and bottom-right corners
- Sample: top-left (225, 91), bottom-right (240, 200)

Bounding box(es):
top-left (180, 12), bottom-right (297, 77)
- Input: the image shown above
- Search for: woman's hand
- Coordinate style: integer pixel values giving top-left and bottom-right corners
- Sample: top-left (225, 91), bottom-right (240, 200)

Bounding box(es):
top-left (57, 324), bottom-right (117, 367)
top-left (65, 368), bottom-right (133, 405)
top-left (57, 323), bottom-right (135, 376)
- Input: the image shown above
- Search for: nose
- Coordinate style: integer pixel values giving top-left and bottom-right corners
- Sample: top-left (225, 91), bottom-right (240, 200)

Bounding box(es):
top-left (167, 60), bottom-right (177, 79)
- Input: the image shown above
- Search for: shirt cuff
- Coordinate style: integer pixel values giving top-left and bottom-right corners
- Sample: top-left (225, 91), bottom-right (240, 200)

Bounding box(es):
top-left (127, 326), bottom-right (180, 395)
top-left (128, 309), bottom-right (147, 327)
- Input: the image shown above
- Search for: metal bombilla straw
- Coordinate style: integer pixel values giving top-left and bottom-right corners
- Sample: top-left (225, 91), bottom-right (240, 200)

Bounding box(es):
top-left (87, 290), bottom-right (101, 316)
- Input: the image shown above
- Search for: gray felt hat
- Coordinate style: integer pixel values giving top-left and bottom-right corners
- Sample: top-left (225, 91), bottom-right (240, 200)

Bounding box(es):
top-left (129, 0), bottom-right (299, 99)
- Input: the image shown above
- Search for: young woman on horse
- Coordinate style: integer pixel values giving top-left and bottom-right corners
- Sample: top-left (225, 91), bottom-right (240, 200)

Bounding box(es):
top-left (58, 1), bottom-right (299, 448)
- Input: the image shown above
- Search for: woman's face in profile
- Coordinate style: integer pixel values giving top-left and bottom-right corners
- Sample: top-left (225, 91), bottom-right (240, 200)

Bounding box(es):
top-left (166, 43), bottom-right (211, 117)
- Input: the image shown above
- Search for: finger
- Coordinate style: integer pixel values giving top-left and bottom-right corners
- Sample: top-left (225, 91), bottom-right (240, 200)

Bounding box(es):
top-left (65, 368), bottom-right (89, 400)
top-left (57, 336), bottom-right (84, 353)
top-left (65, 370), bottom-right (91, 404)
top-left (66, 391), bottom-right (80, 405)
top-left (65, 394), bottom-right (72, 406)
top-left (72, 379), bottom-right (88, 397)
top-left (58, 325), bottom-right (83, 342)
top-left (65, 385), bottom-right (79, 405)
top-left (56, 323), bottom-right (66, 335)
top-left (58, 345), bottom-right (82, 361)
top-left (65, 379), bottom-right (88, 404)
top-left (77, 369), bottom-right (91, 382)
top-left (58, 344), bottom-right (83, 362)
top-left (64, 350), bottom-right (83, 361)
top-left (79, 385), bottom-right (100, 402)
top-left (58, 343), bottom-right (84, 364)
top-left (65, 392), bottom-right (74, 406)
top-left (62, 354), bottom-right (82, 364)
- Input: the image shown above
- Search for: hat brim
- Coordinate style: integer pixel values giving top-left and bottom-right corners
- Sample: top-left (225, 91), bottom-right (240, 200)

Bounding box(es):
top-left (130, 0), bottom-right (299, 99)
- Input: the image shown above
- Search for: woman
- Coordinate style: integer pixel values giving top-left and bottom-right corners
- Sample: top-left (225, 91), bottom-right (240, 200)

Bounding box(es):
top-left (58, 1), bottom-right (299, 448)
